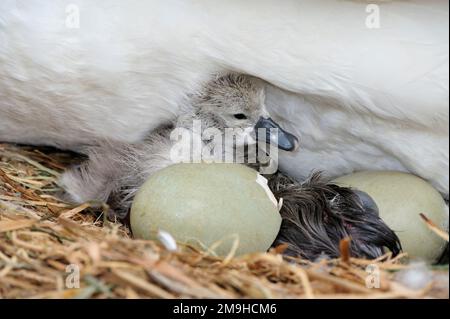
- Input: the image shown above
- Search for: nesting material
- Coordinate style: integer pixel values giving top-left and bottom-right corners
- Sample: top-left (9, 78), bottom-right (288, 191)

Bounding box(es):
top-left (0, 143), bottom-right (448, 299)
top-left (333, 171), bottom-right (449, 262)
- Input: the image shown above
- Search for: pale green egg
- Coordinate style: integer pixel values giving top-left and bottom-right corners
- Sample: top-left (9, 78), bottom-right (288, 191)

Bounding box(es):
top-left (130, 163), bottom-right (282, 256)
top-left (333, 171), bottom-right (448, 262)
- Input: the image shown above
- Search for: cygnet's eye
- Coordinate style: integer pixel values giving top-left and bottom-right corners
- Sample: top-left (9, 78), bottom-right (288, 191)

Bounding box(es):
top-left (233, 113), bottom-right (248, 120)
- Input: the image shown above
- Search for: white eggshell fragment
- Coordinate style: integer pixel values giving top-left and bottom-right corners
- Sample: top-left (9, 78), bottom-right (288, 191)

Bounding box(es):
top-left (332, 171), bottom-right (449, 262)
top-left (130, 163), bottom-right (282, 256)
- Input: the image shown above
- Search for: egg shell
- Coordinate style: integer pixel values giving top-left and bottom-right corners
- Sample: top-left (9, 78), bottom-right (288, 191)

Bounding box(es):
top-left (130, 163), bottom-right (282, 256)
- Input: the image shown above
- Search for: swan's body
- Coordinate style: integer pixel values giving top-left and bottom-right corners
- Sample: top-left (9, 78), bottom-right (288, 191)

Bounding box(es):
top-left (0, 0), bottom-right (448, 195)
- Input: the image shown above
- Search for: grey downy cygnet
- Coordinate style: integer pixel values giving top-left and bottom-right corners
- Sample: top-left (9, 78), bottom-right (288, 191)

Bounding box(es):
top-left (59, 74), bottom-right (299, 218)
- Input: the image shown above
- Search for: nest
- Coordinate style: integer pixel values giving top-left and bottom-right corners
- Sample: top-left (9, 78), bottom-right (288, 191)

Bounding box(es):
top-left (0, 143), bottom-right (448, 299)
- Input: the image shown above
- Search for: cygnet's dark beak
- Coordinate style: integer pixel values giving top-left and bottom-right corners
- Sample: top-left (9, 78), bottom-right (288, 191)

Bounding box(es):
top-left (254, 117), bottom-right (299, 152)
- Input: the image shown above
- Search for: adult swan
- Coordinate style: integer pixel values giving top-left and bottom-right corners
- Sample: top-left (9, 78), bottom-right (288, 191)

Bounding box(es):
top-left (0, 0), bottom-right (448, 196)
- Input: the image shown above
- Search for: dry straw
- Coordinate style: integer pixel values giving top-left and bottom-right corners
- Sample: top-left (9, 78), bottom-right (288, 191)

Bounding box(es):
top-left (0, 143), bottom-right (447, 299)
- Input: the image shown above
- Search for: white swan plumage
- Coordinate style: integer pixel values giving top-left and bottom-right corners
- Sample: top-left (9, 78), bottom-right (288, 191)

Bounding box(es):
top-left (0, 0), bottom-right (448, 195)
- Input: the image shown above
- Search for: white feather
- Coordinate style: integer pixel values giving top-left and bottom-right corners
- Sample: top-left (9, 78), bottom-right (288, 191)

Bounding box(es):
top-left (157, 230), bottom-right (178, 252)
top-left (395, 262), bottom-right (434, 291)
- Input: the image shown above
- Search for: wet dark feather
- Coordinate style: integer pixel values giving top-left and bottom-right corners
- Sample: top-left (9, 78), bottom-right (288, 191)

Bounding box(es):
top-left (269, 171), bottom-right (402, 260)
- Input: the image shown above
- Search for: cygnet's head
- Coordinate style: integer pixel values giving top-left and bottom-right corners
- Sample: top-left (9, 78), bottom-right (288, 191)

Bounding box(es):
top-left (186, 74), bottom-right (299, 152)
